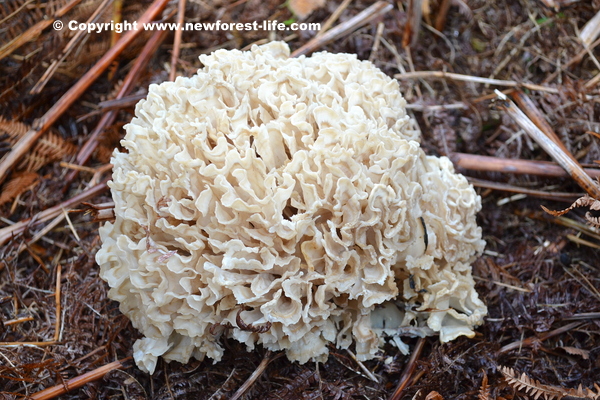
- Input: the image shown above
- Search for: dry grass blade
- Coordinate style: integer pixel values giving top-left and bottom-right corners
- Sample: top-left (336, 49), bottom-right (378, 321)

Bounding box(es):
top-left (579, 10), bottom-right (600, 47)
top-left (394, 71), bottom-right (559, 93)
top-left (291, 1), bottom-right (393, 57)
top-left (467, 177), bottom-right (579, 202)
top-left (495, 91), bottom-right (600, 200)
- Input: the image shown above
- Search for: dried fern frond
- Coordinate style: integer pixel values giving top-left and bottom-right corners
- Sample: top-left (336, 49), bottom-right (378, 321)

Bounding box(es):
top-left (542, 193), bottom-right (600, 228)
top-left (500, 366), bottom-right (600, 400)
top-left (0, 116), bottom-right (76, 172)
top-left (0, 171), bottom-right (39, 206)
top-left (478, 371), bottom-right (491, 400)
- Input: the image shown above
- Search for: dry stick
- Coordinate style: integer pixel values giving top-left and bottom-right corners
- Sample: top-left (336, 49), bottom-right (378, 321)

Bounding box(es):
top-left (394, 71), bottom-right (559, 93)
top-left (403, 0), bottom-right (422, 48)
top-left (316, 0), bottom-right (353, 35)
top-left (64, 29), bottom-right (169, 188)
top-left (169, 0), bottom-right (186, 81)
top-left (0, 180), bottom-right (108, 246)
top-left (4, 316), bottom-right (34, 326)
top-left (510, 91), bottom-right (572, 157)
top-left (229, 351), bottom-right (283, 400)
top-left (0, 0), bottom-right (82, 61)
top-left (291, 1), bottom-right (393, 57)
top-left (579, 9), bottom-right (600, 47)
top-left (0, 0), bottom-right (170, 185)
top-left (434, 0), bottom-right (452, 32)
top-left (54, 264), bottom-right (62, 342)
top-left (496, 92), bottom-right (600, 200)
top-left (29, 358), bottom-right (131, 400)
top-left (389, 337), bottom-right (426, 400)
top-left (450, 153), bottom-right (600, 179)
top-left (467, 177), bottom-right (579, 202)
top-left (498, 322), bottom-right (582, 354)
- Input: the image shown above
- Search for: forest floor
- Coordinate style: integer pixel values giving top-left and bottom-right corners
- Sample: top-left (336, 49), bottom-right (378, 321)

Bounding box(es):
top-left (1, 0), bottom-right (600, 399)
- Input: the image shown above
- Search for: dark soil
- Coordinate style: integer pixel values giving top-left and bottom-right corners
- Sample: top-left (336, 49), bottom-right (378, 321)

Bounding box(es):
top-left (1, 0), bottom-right (599, 399)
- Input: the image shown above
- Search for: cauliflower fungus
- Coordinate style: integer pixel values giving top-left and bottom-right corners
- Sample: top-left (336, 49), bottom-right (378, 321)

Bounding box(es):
top-left (96, 41), bottom-right (487, 374)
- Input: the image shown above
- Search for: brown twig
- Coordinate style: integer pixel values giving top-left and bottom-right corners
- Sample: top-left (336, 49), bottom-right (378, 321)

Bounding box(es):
top-left (291, 1), bottom-right (393, 57)
top-left (435, 0), bottom-right (452, 32)
top-left (496, 91), bottom-right (600, 200)
top-left (169, 0), bottom-right (187, 81)
top-left (450, 153), bottom-right (600, 179)
top-left (64, 28), bottom-right (169, 188)
top-left (0, 0), bottom-right (170, 185)
top-left (498, 322), bottom-right (582, 354)
top-left (29, 358), bottom-right (131, 400)
top-left (389, 337), bottom-right (426, 400)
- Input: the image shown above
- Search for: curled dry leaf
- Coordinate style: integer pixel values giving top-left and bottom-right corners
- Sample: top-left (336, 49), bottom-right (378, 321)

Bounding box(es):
top-left (425, 391), bottom-right (444, 400)
top-left (559, 346), bottom-right (590, 360)
top-left (542, 193), bottom-right (600, 228)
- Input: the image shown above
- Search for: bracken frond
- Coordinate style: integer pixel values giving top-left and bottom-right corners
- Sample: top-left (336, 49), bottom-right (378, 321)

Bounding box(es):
top-left (542, 191), bottom-right (600, 229)
top-left (0, 116), bottom-right (76, 172)
top-left (0, 171), bottom-right (39, 206)
top-left (500, 366), bottom-right (600, 400)
top-left (478, 371), bottom-right (491, 400)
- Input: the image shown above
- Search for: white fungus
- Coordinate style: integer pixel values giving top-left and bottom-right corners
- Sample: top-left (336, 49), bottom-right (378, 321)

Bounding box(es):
top-left (96, 41), bottom-right (487, 374)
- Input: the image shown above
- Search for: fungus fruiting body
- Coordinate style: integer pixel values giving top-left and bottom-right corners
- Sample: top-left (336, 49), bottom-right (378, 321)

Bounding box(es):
top-left (96, 41), bottom-right (486, 374)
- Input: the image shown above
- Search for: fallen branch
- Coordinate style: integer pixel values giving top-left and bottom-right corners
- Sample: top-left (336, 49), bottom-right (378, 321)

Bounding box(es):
top-left (450, 153), bottom-right (600, 179)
